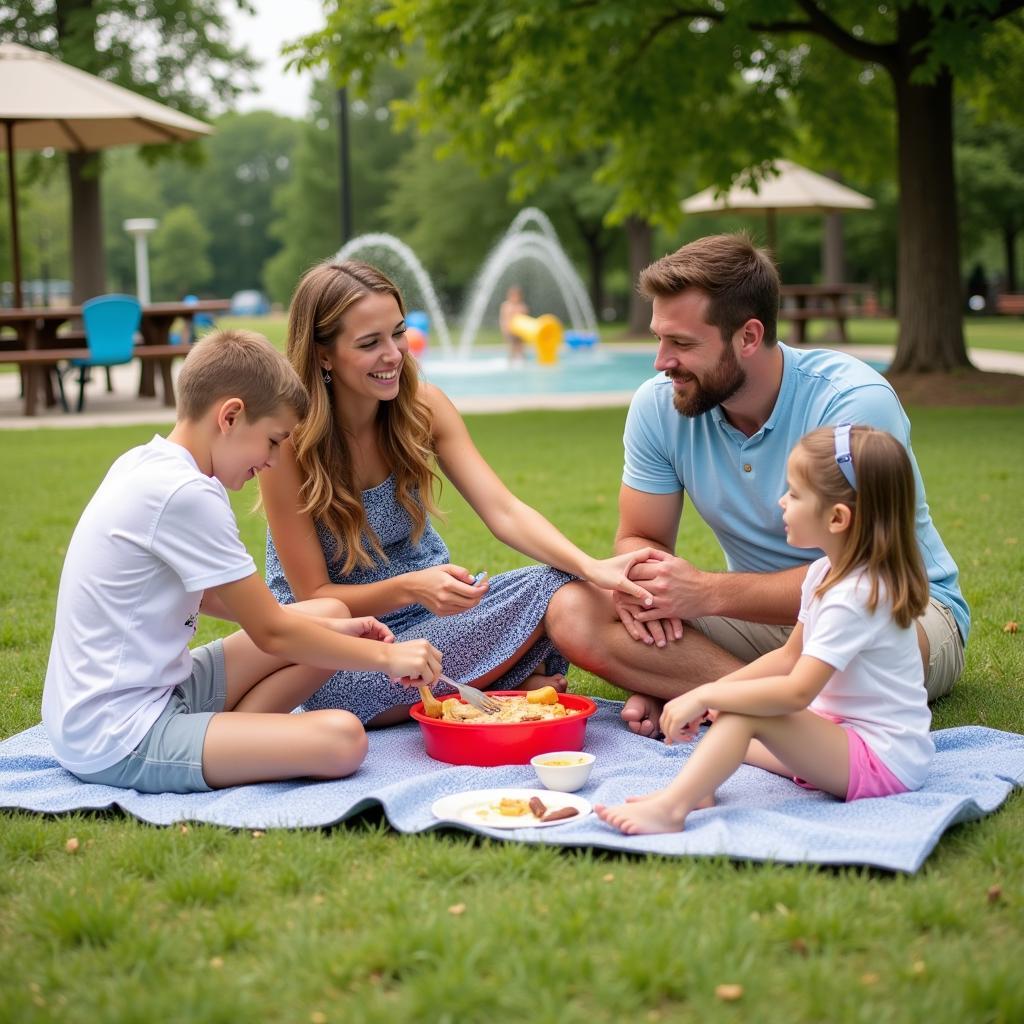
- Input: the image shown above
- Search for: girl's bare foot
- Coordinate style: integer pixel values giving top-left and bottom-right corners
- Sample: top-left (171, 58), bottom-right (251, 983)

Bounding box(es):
top-left (594, 793), bottom-right (689, 835)
top-left (620, 693), bottom-right (665, 738)
top-left (519, 672), bottom-right (568, 693)
top-left (626, 791), bottom-right (715, 810)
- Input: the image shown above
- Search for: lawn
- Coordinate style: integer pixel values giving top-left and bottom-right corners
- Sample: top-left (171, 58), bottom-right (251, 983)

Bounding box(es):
top-left (1, 407), bottom-right (1022, 1023)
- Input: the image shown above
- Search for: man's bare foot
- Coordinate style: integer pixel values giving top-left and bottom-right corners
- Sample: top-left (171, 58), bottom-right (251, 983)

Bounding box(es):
top-left (621, 693), bottom-right (665, 738)
top-left (594, 793), bottom-right (688, 835)
top-left (520, 672), bottom-right (568, 693)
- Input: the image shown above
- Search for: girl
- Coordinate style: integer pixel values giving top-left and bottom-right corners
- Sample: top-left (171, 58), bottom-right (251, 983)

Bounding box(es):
top-left (596, 424), bottom-right (934, 835)
top-left (260, 260), bottom-right (654, 727)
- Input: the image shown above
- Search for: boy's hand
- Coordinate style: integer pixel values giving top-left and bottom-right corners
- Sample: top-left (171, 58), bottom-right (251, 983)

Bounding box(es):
top-left (330, 615), bottom-right (395, 644)
top-left (660, 691), bottom-right (709, 744)
top-left (409, 565), bottom-right (488, 616)
top-left (385, 638), bottom-right (443, 685)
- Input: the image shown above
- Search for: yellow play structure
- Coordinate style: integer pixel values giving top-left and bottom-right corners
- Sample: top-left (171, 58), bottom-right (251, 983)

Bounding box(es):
top-left (509, 313), bottom-right (563, 365)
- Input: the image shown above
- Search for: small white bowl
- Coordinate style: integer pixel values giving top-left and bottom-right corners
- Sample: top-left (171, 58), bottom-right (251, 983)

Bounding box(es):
top-left (530, 751), bottom-right (596, 792)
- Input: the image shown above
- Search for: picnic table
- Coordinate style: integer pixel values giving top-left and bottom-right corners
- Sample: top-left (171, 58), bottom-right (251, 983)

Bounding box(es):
top-left (0, 299), bottom-right (229, 416)
top-left (778, 284), bottom-right (877, 344)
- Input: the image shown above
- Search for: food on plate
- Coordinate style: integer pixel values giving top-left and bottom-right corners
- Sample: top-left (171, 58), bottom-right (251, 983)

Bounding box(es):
top-left (526, 685), bottom-right (559, 705)
top-left (540, 806), bottom-right (579, 823)
top-left (528, 796), bottom-right (548, 818)
top-left (434, 694), bottom-right (578, 725)
top-left (497, 798), bottom-right (532, 816)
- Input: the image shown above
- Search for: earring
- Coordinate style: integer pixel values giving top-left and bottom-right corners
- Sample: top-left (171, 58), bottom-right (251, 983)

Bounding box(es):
top-left (321, 367), bottom-right (332, 385)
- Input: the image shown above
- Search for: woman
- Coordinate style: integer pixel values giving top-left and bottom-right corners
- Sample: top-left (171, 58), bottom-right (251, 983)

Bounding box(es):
top-left (261, 260), bottom-right (652, 727)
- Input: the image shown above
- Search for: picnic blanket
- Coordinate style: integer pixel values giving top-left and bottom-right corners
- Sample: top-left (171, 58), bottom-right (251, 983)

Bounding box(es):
top-left (2, 698), bottom-right (1022, 873)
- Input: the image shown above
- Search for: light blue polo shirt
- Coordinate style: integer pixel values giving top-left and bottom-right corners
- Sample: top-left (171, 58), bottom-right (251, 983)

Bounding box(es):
top-left (622, 343), bottom-right (969, 642)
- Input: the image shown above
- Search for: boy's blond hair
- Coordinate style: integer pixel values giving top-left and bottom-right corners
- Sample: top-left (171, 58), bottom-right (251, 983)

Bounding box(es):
top-left (176, 329), bottom-right (309, 423)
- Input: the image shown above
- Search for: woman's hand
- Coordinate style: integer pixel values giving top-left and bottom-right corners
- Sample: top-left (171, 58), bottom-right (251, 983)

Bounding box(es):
top-left (383, 638), bottom-right (443, 685)
top-left (408, 564), bottom-right (489, 616)
top-left (584, 548), bottom-right (656, 605)
top-left (660, 689), bottom-right (710, 744)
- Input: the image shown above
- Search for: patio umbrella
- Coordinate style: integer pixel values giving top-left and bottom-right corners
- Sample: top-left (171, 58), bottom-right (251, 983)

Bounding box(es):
top-left (1, 41), bottom-right (212, 306)
top-left (681, 159), bottom-right (874, 257)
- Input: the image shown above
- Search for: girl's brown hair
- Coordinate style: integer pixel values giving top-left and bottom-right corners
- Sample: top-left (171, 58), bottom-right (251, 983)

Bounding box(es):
top-left (284, 259), bottom-right (439, 573)
top-left (796, 425), bottom-right (929, 628)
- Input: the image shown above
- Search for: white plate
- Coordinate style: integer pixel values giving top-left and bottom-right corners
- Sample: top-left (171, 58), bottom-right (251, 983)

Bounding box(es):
top-left (431, 788), bottom-right (592, 830)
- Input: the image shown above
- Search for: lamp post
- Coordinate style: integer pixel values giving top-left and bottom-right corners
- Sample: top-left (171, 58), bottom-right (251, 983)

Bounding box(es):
top-left (123, 218), bottom-right (158, 304)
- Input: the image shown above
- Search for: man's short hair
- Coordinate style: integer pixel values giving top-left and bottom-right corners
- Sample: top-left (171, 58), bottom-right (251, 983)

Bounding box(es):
top-left (638, 233), bottom-right (780, 346)
top-left (176, 329), bottom-right (309, 422)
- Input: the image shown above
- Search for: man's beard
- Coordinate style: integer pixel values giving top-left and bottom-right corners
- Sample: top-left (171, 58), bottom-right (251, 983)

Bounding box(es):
top-left (670, 342), bottom-right (746, 417)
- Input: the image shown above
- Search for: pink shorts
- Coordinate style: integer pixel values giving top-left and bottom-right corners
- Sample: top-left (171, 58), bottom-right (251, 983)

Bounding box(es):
top-left (794, 724), bottom-right (909, 802)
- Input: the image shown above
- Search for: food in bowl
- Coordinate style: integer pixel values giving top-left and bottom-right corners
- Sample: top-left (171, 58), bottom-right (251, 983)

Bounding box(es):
top-left (430, 693), bottom-right (581, 725)
top-left (410, 691), bottom-right (598, 766)
top-left (531, 750), bottom-right (596, 792)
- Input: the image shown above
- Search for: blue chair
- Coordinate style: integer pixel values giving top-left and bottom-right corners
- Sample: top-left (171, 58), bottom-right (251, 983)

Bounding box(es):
top-left (57, 294), bottom-right (142, 413)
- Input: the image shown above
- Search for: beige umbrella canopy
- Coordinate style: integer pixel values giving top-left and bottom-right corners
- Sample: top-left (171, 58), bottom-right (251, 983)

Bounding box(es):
top-left (1, 41), bottom-right (212, 305)
top-left (681, 159), bottom-right (875, 256)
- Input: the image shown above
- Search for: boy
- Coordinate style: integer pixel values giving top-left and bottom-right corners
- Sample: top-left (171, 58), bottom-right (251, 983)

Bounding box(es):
top-left (42, 330), bottom-right (442, 793)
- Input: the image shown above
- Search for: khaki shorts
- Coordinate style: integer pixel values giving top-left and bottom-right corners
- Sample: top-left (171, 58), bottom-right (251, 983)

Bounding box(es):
top-left (690, 597), bottom-right (964, 703)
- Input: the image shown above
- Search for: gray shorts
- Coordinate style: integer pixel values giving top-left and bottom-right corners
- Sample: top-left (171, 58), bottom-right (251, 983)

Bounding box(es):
top-left (691, 597), bottom-right (964, 703)
top-left (73, 640), bottom-right (226, 794)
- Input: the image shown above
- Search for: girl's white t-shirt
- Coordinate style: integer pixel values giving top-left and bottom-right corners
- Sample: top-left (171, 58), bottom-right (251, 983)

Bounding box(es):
top-left (42, 436), bottom-right (256, 774)
top-left (800, 557), bottom-right (934, 788)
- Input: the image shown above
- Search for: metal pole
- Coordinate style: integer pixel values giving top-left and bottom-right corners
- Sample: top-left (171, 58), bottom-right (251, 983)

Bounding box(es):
top-left (337, 86), bottom-right (353, 244)
top-left (4, 120), bottom-right (23, 307)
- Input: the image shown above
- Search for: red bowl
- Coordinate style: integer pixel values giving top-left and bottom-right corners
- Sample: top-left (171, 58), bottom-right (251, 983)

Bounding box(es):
top-left (410, 691), bottom-right (598, 766)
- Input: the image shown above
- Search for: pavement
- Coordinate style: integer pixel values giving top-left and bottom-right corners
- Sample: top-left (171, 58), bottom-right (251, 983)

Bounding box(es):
top-left (1, 344), bottom-right (1022, 430)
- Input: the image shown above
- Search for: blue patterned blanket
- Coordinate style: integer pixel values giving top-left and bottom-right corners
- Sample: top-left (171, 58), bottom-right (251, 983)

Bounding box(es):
top-left (2, 698), bottom-right (1022, 873)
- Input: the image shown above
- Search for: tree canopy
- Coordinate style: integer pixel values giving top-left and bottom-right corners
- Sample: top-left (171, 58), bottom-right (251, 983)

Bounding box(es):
top-left (300, 0), bottom-right (1024, 370)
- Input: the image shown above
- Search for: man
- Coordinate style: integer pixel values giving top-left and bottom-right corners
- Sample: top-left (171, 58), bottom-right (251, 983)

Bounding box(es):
top-left (544, 233), bottom-right (968, 737)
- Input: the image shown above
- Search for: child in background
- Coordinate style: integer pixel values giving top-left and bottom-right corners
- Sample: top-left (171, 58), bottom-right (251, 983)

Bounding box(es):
top-left (596, 424), bottom-right (934, 835)
top-left (42, 330), bottom-right (442, 794)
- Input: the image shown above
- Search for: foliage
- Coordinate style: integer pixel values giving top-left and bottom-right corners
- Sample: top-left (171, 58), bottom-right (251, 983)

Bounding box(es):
top-left (0, 407), bottom-right (1023, 1020)
top-left (149, 205), bottom-right (212, 300)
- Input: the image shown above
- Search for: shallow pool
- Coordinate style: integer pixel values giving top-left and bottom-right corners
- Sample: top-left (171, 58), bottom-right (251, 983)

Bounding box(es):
top-left (417, 347), bottom-right (659, 397)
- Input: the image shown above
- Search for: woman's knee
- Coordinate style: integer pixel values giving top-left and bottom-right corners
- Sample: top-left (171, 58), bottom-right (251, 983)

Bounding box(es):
top-left (310, 710), bottom-right (368, 776)
top-left (294, 597), bottom-right (352, 619)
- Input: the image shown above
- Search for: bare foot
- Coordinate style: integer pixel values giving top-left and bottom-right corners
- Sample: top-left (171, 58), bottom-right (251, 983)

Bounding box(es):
top-left (621, 693), bottom-right (665, 738)
top-left (626, 792), bottom-right (714, 810)
top-left (594, 793), bottom-right (688, 835)
top-left (519, 672), bottom-right (568, 693)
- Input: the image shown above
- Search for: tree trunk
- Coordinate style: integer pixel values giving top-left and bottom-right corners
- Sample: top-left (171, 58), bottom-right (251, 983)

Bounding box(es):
top-left (67, 152), bottom-right (106, 303)
top-left (1004, 227), bottom-right (1018, 294)
top-left (626, 215), bottom-right (652, 336)
top-left (888, 38), bottom-right (971, 372)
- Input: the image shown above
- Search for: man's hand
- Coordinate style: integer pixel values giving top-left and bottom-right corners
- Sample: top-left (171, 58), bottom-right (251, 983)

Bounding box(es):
top-left (612, 589), bottom-right (684, 647)
top-left (660, 689), bottom-right (710, 744)
top-left (626, 549), bottom-right (711, 623)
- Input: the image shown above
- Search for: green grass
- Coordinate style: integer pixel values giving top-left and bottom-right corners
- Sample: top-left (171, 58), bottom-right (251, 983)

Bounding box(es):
top-left (1, 408), bottom-right (1023, 1022)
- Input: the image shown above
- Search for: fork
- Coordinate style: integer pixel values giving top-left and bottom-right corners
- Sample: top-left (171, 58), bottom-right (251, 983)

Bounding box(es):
top-left (438, 673), bottom-right (503, 714)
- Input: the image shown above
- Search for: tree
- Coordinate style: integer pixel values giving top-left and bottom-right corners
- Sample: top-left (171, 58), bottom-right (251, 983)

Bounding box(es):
top-left (300, 1), bottom-right (1023, 371)
top-left (1, 0), bottom-right (256, 302)
top-left (150, 205), bottom-right (212, 300)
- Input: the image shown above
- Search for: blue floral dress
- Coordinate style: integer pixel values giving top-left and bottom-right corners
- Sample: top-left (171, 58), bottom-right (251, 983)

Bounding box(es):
top-left (265, 476), bottom-right (574, 723)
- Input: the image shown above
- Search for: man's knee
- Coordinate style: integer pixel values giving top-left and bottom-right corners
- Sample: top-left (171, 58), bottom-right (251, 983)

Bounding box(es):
top-left (545, 582), bottom-right (606, 655)
top-left (919, 600), bottom-right (965, 703)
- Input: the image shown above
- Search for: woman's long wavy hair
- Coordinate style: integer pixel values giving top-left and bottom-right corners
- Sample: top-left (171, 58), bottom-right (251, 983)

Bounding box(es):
top-left (285, 259), bottom-right (440, 573)
top-left (796, 426), bottom-right (929, 628)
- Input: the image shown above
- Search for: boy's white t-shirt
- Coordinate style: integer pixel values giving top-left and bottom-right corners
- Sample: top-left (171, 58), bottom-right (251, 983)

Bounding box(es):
top-left (42, 435), bottom-right (256, 774)
top-left (799, 557), bottom-right (934, 789)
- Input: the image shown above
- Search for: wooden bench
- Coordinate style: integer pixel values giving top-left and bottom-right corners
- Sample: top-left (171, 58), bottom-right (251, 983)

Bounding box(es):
top-left (995, 294), bottom-right (1024, 315)
top-left (0, 344), bottom-right (193, 416)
